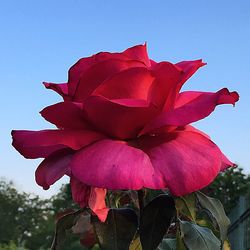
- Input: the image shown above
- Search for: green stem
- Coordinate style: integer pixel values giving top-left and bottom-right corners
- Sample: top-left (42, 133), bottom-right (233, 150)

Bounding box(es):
top-left (137, 189), bottom-right (145, 214)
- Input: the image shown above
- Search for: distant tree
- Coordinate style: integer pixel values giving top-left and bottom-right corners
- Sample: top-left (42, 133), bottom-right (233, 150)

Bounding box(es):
top-left (51, 183), bottom-right (78, 213)
top-left (204, 167), bottom-right (250, 213)
top-left (0, 179), bottom-right (54, 249)
top-left (0, 179), bottom-right (88, 249)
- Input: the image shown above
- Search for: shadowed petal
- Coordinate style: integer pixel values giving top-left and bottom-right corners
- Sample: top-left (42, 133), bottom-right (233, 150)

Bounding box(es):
top-left (83, 96), bottom-right (158, 139)
top-left (136, 130), bottom-right (222, 196)
top-left (178, 125), bottom-right (235, 171)
top-left (35, 149), bottom-right (73, 190)
top-left (70, 176), bottom-right (90, 208)
top-left (71, 139), bottom-right (163, 190)
top-left (11, 129), bottom-right (105, 159)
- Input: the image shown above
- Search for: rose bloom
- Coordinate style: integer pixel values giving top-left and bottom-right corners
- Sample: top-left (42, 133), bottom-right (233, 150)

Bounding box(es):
top-left (12, 44), bottom-right (239, 221)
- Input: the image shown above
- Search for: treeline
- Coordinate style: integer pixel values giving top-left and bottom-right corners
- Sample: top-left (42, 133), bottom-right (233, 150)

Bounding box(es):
top-left (0, 167), bottom-right (249, 250)
top-left (0, 180), bottom-right (83, 250)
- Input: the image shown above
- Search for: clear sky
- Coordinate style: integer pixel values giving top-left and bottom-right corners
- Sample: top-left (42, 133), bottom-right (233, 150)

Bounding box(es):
top-left (1, 1), bottom-right (249, 198)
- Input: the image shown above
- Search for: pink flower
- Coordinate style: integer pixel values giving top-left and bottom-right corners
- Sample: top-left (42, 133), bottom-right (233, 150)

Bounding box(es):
top-left (12, 44), bottom-right (239, 220)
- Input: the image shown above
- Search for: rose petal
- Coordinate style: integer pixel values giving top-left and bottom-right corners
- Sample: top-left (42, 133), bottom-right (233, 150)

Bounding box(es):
top-left (220, 152), bottom-right (236, 171)
top-left (92, 67), bottom-right (154, 100)
top-left (148, 62), bottom-right (182, 109)
top-left (83, 95), bottom-right (158, 139)
top-left (175, 59), bottom-right (206, 87)
top-left (67, 44), bottom-right (150, 97)
top-left (70, 176), bottom-right (90, 207)
top-left (11, 129), bottom-right (105, 159)
top-left (164, 59), bottom-right (206, 110)
top-left (136, 130), bottom-right (222, 196)
top-left (40, 102), bottom-right (88, 129)
top-left (141, 88), bottom-right (239, 134)
top-left (177, 125), bottom-right (235, 171)
top-left (73, 59), bottom-right (145, 102)
top-left (43, 82), bottom-right (70, 100)
top-left (122, 43), bottom-right (151, 67)
top-left (68, 57), bottom-right (98, 97)
top-left (35, 149), bottom-right (73, 190)
top-left (88, 187), bottom-right (109, 222)
top-left (71, 139), bottom-right (162, 190)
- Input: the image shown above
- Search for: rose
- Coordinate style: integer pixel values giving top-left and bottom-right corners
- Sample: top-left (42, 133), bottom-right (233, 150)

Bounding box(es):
top-left (12, 44), bottom-right (239, 221)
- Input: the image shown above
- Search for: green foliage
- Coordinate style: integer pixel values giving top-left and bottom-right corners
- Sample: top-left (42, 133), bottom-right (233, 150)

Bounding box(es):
top-left (157, 238), bottom-right (176, 250)
top-left (196, 191), bottom-right (230, 243)
top-left (2, 168), bottom-right (247, 250)
top-left (205, 167), bottom-right (250, 213)
top-left (180, 221), bottom-right (221, 249)
top-left (0, 179), bottom-right (54, 249)
top-left (92, 208), bottom-right (138, 250)
top-left (51, 209), bottom-right (83, 250)
top-left (0, 179), bottom-right (84, 250)
top-left (175, 194), bottom-right (196, 221)
top-left (175, 192), bottom-right (232, 249)
top-left (139, 195), bottom-right (175, 250)
top-left (0, 241), bottom-right (27, 250)
top-left (51, 184), bottom-right (79, 213)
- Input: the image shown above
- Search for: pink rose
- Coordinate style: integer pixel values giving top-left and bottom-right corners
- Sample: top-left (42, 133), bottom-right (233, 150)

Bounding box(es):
top-left (12, 44), bottom-right (239, 221)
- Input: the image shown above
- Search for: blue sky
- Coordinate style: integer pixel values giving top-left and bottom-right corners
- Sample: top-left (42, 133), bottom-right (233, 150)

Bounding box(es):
top-left (1, 1), bottom-right (249, 197)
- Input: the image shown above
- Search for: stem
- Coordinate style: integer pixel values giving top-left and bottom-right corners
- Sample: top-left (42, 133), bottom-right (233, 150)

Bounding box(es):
top-left (137, 189), bottom-right (145, 213)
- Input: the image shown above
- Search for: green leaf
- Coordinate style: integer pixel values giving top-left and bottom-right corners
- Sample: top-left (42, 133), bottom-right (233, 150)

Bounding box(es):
top-left (176, 228), bottom-right (186, 250)
top-left (139, 194), bottom-right (175, 250)
top-left (175, 193), bottom-right (196, 221)
top-left (51, 209), bottom-right (82, 250)
top-left (92, 208), bottom-right (138, 250)
top-left (129, 237), bottom-right (142, 250)
top-left (158, 238), bottom-right (176, 250)
top-left (196, 191), bottom-right (230, 242)
top-left (180, 221), bottom-right (220, 250)
top-left (196, 217), bottom-right (220, 238)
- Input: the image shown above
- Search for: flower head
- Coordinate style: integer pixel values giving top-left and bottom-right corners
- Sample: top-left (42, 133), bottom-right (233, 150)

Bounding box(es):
top-left (12, 44), bottom-right (239, 220)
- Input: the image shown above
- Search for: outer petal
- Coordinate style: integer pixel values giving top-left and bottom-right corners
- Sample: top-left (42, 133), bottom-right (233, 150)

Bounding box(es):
top-left (136, 130), bottom-right (222, 196)
top-left (11, 129), bottom-right (105, 159)
top-left (88, 188), bottom-right (109, 222)
top-left (175, 60), bottom-right (206, 87)
top-left (83, 96), bottom-right (158, 139)
top-left (122, 44), bottom-right (151, 67)
top-left (40, 102), bottom-right (88, 129)
top-left (177, 125), bottom-right (236, 171)
top-left (71, 139), bottom-right (162, 190)
top-left (73, 59), bottom-right (145, 102)
top-left (148, 62), bottom-right (182, 109)
top-left (35, 149), bottom-right (73, 190)
top-left (220, 152), bottom-right (236, 171)
top-left (70, 176), bottom-right (90, 207)
top-left (92, 67), bottom-right (154, 100)
top-left (148, 60), bottom-right (205, 111)
top-left (68, 57), bottom-right (98, 97)
top-left (43, 82), bottom-right (70, 100)
top-left (141, 88), bottom-right (239, 134)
